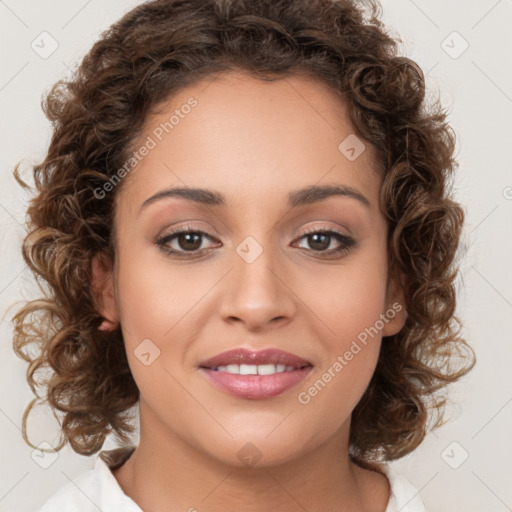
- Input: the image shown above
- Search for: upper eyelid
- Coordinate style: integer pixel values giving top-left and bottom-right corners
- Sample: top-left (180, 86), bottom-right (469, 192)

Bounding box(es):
top-left (160, 225), bottom-right (351, 238)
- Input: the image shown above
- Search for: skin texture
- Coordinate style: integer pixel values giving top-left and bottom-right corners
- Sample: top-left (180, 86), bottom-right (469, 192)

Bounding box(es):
top-left (92, 70), bottom-right (406, 512)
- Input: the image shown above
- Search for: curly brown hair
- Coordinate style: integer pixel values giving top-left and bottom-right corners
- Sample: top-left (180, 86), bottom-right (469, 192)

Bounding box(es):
top-left (12, 0), bottom-right (475, 461)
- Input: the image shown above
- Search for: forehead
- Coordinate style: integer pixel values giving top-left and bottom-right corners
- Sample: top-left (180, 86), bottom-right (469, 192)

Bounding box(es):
top-left (117, 70), bottom-right (381, 212)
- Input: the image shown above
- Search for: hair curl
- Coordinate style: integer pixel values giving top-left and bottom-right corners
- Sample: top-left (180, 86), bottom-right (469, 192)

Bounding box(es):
top-left (12, 0), bottom-right (475, 460)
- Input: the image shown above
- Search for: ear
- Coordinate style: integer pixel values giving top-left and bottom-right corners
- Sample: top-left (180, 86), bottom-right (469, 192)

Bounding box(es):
top-left (91, 252), bottom-right (120, 329)
top-left (382, 271), bottom-right (407, 337)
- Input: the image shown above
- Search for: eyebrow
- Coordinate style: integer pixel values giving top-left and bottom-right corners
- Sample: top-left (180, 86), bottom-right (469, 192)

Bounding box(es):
top-left (139, 183), bottom-right (371, 211)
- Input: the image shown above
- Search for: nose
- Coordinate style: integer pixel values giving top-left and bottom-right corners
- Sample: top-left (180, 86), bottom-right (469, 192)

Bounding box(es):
top-left (218, 237), bottom-right (297, 332)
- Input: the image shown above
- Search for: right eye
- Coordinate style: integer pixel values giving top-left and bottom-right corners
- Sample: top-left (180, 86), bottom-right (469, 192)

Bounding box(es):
top-left (155, 225), bottom-right (220, 257)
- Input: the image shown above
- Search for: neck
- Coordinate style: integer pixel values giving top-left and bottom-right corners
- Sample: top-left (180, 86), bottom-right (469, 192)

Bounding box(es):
top-left (113, 404), bottom-right (389, 512)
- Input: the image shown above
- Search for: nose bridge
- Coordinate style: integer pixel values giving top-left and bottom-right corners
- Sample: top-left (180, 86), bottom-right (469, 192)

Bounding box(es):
top-left (236, 233), bottom-right (279, 292)
top-left (218, 231), bottom-right (296, 329)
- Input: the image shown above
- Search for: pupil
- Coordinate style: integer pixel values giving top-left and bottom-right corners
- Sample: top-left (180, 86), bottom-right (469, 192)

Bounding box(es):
top-left (309, 233), bottom-right (329, 251)
top-left (180, 233), bottom-right (201, 250)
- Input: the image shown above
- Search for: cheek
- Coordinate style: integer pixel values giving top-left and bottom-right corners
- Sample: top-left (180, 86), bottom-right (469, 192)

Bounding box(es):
top-left (302, 244), bottom-right (388, 344)
top-left (116, 251), bottom-right (208, 340)
top-left (293, 244), bottom-right (387, 401)
top-left (114, 246), bottom-right (222, 393)
top-left (293, 269), bottom-right (386, 436)
top-left (114, 255), bottom-right (194, 415)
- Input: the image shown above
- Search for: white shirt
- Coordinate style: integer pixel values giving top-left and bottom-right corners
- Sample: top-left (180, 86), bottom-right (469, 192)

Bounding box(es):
top-left (36, 448), bottom-right (426, 511)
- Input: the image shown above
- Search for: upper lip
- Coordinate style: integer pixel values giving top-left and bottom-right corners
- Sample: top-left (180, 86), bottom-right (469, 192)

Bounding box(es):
top-left (199, 348), bottom-right (312, 369)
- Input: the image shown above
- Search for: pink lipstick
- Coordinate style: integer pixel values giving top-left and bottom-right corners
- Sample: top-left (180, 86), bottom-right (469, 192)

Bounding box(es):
top-left (199, 348), bottom-right (313, 399)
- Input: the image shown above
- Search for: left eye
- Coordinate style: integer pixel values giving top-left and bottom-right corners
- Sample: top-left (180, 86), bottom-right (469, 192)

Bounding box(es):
top-left (155, 226), bottom-right (355, 257)
top-left (293, 230), bottom-right (355, 255)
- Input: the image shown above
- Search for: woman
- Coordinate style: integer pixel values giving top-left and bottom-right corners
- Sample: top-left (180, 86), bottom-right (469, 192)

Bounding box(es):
top-left (12, 0), bottom-right (475, 510)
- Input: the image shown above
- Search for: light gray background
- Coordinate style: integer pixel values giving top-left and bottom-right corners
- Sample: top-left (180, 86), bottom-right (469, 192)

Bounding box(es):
top-left (1, 1), bottom-right (511, 511)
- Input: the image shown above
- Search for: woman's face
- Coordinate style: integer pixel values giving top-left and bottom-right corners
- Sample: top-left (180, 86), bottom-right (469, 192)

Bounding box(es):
top-left (95, 70), bottom-right (405, 466)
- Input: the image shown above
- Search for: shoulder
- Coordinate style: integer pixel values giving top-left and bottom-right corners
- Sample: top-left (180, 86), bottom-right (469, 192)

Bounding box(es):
top-left (382, 465), bottom-right (426, 512)
top-left (36, 447), bottom-right (140, 512)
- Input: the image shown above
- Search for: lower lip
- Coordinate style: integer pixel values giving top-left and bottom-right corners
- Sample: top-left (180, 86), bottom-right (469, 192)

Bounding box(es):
top-left (199, 367), bottom-right (313, 399)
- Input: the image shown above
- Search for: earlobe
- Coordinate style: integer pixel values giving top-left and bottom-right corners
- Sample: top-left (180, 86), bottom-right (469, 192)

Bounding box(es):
top-left (91, 253), bottom-right (120, 329)
top-left (382, 272), bottom-right (407, 337)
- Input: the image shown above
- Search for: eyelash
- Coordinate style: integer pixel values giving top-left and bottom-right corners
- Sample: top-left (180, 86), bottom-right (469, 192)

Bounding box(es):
top-left (155, 224), bottom-right (356, 259)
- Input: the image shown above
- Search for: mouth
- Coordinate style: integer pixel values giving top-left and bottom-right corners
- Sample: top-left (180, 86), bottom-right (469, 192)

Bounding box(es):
top-left (198, 348), bottom-right (313, 399)
top-left (205, 363), bottom-right (306, 375)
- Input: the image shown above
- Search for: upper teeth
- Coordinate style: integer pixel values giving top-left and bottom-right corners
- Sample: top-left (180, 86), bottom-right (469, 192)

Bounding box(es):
top-left (214, 363), bottom-right (297, 375)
